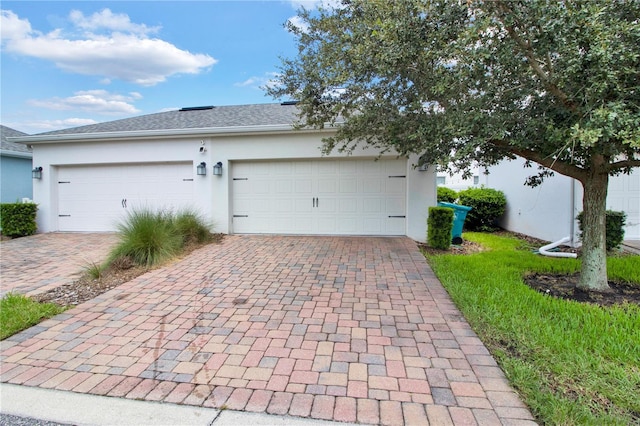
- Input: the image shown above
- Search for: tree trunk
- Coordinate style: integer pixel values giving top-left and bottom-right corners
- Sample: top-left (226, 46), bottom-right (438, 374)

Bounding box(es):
top-left (578, 170), bottom-right (611, 292)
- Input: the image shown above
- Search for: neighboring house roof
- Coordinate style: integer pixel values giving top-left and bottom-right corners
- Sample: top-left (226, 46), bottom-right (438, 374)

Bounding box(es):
top-left (0, 125), bottom-right (31, 157)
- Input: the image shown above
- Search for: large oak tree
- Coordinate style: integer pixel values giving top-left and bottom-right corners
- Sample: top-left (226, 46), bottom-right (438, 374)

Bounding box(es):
top-left (268, 0), bottom-right (640, 291)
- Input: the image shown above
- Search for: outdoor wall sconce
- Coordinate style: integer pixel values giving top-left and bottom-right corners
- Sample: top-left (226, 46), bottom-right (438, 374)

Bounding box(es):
top-left (417, 164), bottom-right (429, 172)
top-left (32, 166), bottom-right (43, 179)
top-left (196, 162), bottom-right (207, 176)
top-left (213, 161), bottom-right (223, 176)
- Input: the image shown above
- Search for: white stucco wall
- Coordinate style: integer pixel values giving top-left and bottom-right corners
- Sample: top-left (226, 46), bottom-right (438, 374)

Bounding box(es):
top-left (31, 130), bottom-right (435, 242)
top-left (483, 157), bottom-right (640, 243)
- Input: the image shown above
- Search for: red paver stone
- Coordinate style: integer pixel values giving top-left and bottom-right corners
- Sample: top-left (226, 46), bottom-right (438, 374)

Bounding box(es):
top-left (289, 393), bottom-right (314, 417)
top-left (380, 400), bottom-right (404, 426)
top-left (89, 374), bottom-right (125, 395)
top-left (164, 383), bottom-right (195, 404)
top-left (333, 396), bottom-right (357, 423)
top-left (311, 395), bottom-right (335, 420)
top-left (225, 388), bottom-right (253, 411)
top-left (245, 389), bottom-right (273, 412)
top-left (357, 398), bottom-right (380, 425)
top-left (267, 392), bottom-right (293, 415)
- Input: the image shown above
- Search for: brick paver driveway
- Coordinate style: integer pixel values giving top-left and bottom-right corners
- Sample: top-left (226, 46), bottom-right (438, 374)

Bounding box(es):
top-left (0, 233), bottom-right (118, 297)
top-left (1, 235), bottom-right (535, 425)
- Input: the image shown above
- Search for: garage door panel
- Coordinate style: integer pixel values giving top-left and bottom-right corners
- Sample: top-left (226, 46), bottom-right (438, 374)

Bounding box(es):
top-left (57, 162), bottom-right (193, 232)
top-left (362, 179), bottom-right (382, 193)
top-left (337, 218), bottom-right (358, 233)
top-left (295, 180), bottom-right (313, 193)
top-left (386, 217), bottom-right (406, 234)
top-left (340, 179), bottom-right (357, 193)
top-left (363, 198), bottom-right (382, 213)
top-left (339, 199), bottom-right (357, 213)
top-left (318, 179), bottom-right (337, 193)
top-left (232, 158), bottom-right (406, 235)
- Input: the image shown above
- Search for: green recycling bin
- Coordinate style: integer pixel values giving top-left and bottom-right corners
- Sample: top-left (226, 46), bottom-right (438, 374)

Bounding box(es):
top-left (437, 202), bottom-right (472, 244)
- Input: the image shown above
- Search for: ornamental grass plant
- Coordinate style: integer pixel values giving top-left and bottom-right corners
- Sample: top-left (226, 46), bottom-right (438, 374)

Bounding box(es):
top-left (108, 207), bottom-right (212, 267)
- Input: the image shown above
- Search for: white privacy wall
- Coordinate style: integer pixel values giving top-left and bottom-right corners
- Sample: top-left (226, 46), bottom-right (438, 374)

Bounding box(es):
top-left (31, 130), bottom-right (435, 242)
top-left (483, 157), bottom-right (640, 243)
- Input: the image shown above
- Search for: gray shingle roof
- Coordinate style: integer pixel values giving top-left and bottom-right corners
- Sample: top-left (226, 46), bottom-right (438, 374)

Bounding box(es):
top-left (1, 125), bottom-right (30, 153)
top-left (35, 103), bottom-right (302, 137)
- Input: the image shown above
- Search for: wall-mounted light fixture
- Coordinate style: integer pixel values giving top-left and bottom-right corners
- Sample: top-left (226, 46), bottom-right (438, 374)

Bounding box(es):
top-left (32, 166), bottom-right (43, 179)
top-left (196, 162), bottom-right (207, 176)
top-left (417, 164), bottom-right (429, 172)
top-left (213, 161), bottom-right (223, 176)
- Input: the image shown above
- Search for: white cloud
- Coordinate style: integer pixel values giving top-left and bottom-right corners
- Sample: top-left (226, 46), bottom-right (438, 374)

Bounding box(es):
top-left (287, 15), bottom-right (310, 33)
top-left (0, 9), bottom-right (216, 86)
top-left (28, 90), bottom-right (142, 115)
top-left (0, 10), bottom-right (32, 40)
top-left (16, 118), bottom-right (99, 133)
top-left (69, 9), bottom-right (160, 35)
top-left (288, 0), bottom-right (343, 10)
top-left (235, 72), bottom-right (281, 91)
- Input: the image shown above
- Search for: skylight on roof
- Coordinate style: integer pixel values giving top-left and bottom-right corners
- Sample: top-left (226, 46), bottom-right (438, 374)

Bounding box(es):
top-left (179, 106), bottom-right (215, 111)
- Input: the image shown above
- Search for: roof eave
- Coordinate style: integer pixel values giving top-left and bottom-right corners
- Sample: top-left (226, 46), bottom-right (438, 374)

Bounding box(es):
top-left (8, 123), bottom-right (335, 144)
top-left (0, 149), bottom-right (33, 159)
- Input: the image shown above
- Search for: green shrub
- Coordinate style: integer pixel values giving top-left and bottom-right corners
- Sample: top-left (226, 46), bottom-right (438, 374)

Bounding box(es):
top-left (174, 209), bottom-right (212, 246)
top-left (576, 210), bottom-right (626, 251)
top-left (109, 209), bottom-right (183, 267)
top-left (428, 206), bottom-right (454, 250)
top-left (0, 202), bottom-right (37, 237)
top-left (457, 187), bottom-right (506, 232)
top-left (437, 186), bottom-right (458, 203)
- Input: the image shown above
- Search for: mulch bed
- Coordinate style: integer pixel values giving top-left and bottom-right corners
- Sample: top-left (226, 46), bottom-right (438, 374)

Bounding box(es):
top-left (422, 231), bottom-right (639, 308)
top-left (524, 273), bottom-right (640, 307)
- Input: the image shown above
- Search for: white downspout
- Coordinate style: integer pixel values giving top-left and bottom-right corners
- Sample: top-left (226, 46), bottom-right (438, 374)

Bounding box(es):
top-left (538, 236), bottom-right (578, 258)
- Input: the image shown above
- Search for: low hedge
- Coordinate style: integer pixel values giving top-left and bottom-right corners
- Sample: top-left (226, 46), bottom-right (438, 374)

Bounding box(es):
top-left (576, 210), bottom-right (626, 251)
top-left (428, 206), bottom-right (454, 250)
top-left (457, 187), bottom-right (506, 232)
top-left (0, 203), bottom-right (38, 237)
top-left (437, 186), bottom-right (458, 203)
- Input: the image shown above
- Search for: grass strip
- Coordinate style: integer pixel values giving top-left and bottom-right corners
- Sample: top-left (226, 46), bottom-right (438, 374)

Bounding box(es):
top-left (425, 232), bottom-right (640, 425)
top-left (0, 293), bottom-right (65, 340)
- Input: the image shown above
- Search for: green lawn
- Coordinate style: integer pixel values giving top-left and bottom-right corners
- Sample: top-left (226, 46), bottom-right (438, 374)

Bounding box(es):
top-left (0, 293), bottom-right (65, 340)
top-left (425, 233), bottom-right (640, 425)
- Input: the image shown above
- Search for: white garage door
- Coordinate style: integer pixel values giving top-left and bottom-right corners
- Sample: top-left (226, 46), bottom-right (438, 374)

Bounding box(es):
top-left (57, 162), bottom-right (194, 232)
top-left (232, 158), bottom-right (406, 235)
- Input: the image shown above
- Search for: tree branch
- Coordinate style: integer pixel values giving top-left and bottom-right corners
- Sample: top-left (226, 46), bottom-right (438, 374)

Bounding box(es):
top-left (609, 158), bottom-right (640, 170)
top-left (490, 139), bottom-right (587, 181)
top-left (493, 1), bottom-right (579, 113)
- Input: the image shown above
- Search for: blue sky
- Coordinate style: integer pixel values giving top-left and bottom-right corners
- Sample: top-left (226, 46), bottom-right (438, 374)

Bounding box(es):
top-left (1, 1), bottom-right (316, 134)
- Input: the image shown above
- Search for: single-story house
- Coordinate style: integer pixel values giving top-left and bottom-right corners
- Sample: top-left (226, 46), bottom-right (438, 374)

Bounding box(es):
top-left (10, 103), bottom-right (435, 242)
top-left (1, 125), bottom-right (32, 203)
top-left (481, 157), bottom-right (639, 243)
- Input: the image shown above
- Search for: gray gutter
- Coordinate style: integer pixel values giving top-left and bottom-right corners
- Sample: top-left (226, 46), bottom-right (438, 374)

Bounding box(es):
top-left (8, 124), bottom-right (334, 145)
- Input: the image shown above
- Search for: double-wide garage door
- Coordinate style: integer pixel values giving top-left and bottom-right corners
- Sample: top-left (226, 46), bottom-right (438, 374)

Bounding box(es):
top-left (232, 159), bottom-right (406, 235)
top-left (57, 162), bottom-right (194, 232)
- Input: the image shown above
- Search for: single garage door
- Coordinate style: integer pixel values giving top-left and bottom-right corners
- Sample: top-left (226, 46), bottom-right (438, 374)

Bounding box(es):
top-left (57, 162), bottom-right (194, 232)
top-left (232, 158), bottom-right (406, 235)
